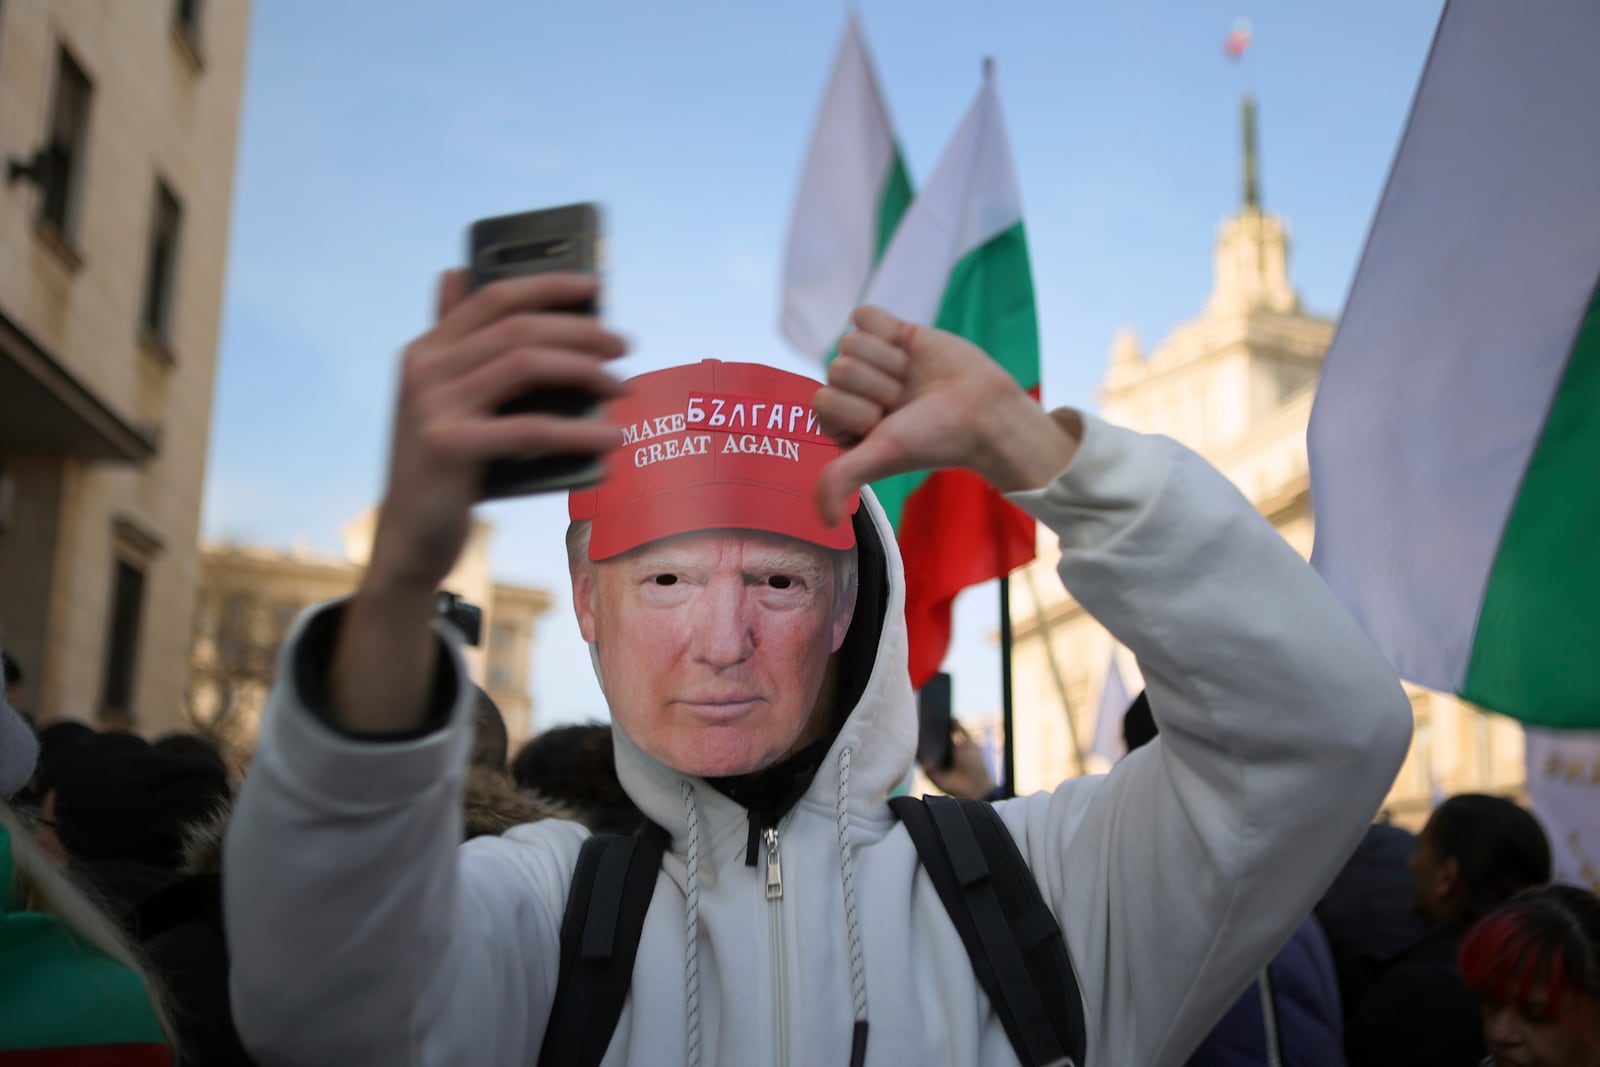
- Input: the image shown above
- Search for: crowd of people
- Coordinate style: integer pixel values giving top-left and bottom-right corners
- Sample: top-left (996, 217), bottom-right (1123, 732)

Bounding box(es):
top-left (1, 281), bottom-right (1597, 1067)
top-left (0, 662), bottom-right (643, 1064)
top-left (2, 647), bottom-right (1598, 1065)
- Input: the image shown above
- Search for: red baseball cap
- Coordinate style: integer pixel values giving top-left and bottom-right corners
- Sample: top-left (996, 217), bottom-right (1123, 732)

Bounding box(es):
top-left (569, 360), bottom-right (860, 561)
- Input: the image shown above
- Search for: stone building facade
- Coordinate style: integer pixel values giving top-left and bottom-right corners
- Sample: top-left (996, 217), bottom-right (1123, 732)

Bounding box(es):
top-left (0, 0), bottom-right (250, 732)
top-left (188, 514), bottom-right (552, 754)
top-left (1007, 102), bottom-right (1525, 827)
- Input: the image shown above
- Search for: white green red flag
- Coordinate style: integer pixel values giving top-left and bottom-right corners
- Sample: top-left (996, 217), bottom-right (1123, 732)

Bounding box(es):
top-left (858, 63), bottom-right (1040, 689)
top-left (1308, 0), bottom-right (1600, 729)
top-left (780, 14), bottom-right (913, 363)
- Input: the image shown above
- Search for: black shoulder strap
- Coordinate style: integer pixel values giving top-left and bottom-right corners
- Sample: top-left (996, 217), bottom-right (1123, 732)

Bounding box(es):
top-left (538, 821), bottom-right (669, 1067)
top-left (890, 794), bottom-right (1087, 1067)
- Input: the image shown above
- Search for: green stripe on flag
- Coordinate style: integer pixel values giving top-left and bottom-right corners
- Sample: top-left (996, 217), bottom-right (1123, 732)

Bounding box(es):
top-left (931, 222), bottom-right (1040, 392)
top-left (824, 149), bottom-right (914, 371)
top-left (874, 150), bottom-right (914, 262)
top-left (868, 221), bottom-right (1039, 531)
top-left (1462, 284), bottom-right (1600, 727)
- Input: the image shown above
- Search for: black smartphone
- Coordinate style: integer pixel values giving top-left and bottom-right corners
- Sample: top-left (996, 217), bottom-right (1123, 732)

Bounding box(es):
top-left (435, 591), bottom-right (483, 647)
top-left (467, 202), bottom-right (606, 499)
top-left (916, 672), bottom-right (955, 771)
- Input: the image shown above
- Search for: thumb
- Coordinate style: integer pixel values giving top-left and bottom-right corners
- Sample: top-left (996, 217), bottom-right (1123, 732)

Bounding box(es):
top-left (814, 432), bottom-right (904, 528)
top-left (435, 269), bottom-right (470, 322)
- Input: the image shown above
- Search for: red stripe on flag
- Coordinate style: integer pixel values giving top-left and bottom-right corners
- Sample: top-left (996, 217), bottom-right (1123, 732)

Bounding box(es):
top-left (0, 1045), bottom-right (171, 1066)
top-left (896, 464), bottom-right (1037, 690)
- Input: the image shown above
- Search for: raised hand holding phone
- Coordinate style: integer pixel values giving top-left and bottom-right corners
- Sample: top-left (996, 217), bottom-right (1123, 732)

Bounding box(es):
top-left (334, 230), bottom-right (628, 735)
top-left (469, 203), bottom-right (611, 499)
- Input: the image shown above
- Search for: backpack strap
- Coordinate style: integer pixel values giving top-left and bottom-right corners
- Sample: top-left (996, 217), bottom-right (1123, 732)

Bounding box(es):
top-left (890, 794), bottom-right (1087, 1067)
top-left (538, 821), bottom-right (669, 1067)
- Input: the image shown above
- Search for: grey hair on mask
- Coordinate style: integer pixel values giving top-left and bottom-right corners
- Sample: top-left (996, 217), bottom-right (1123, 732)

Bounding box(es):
top-left (565, 520), bottom-right (859, 618)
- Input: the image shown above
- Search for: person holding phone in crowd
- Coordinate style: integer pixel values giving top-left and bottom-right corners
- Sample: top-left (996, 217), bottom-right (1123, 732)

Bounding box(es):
top-left (223, 265), bottom-right (1412, 1066)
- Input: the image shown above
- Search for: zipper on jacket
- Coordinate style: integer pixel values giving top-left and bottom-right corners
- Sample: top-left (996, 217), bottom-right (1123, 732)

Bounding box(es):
top-left (764, 825), bottom-right (789, 1067)
top-left (1258, 966), bottom-right (1283, 1067)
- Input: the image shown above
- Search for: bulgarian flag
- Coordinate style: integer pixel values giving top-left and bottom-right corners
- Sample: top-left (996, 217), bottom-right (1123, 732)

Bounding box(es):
top-left (1308, 0), bottom-right (1600, 729)
top-left (858, 62), bottom-right (1040, 689)
top-left (780, 13), bottom-right (913, 363)
top-left (0, 827), bottom-right (171, 1063)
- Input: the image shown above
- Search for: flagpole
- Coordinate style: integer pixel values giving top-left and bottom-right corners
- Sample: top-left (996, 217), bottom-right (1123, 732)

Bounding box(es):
top-left (1022, 564), bottom-right (1090, 777)
top-left (999, 574), bottom-right (1016, 798)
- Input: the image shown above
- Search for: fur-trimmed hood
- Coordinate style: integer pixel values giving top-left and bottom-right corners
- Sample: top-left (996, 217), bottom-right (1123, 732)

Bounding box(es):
top-left (460, 767), bottom-right (575, 840)
top-left (186, 767), bottom-right (575, 873)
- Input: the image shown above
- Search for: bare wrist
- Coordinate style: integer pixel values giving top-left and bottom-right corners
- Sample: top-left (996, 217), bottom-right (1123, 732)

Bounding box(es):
top-left (354, 569), bottom-right (439, 617)
top-left (331, 580), bottom-right (440, 733)
top-left (977, 399), bottom-right (1082, 493)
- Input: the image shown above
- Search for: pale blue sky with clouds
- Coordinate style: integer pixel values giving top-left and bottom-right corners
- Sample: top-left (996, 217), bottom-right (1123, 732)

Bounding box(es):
top-left (204, 1), bottom-right (1444, 734)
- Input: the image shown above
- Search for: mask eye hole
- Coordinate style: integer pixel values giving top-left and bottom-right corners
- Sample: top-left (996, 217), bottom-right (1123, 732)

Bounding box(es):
top-left (652, 574), bottom-right (678, 587)
top-left (767, 576), bottom-right (794, 590)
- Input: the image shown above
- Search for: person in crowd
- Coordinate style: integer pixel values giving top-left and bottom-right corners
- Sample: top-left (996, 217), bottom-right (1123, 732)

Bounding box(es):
top-left (1, 653), bottom-right (24, 717)
top-left (470, 685), bottom-right (511, 772)
top-left (0, 643), bottom-right (175, 1062)
top-left (1317, 819), bottom-right (1428, 1017)
top-left (512, 722), bottom-right (644, 835)
top-left (1122, 688), bottom-right (1158, 752)
top-left (0, 655), bottom-right (37, 809)
top-left (155, 731), bottom-right (234, 782)
top-left (42, 730), bottom-right (250, 1064)
top-left (222, 273), bottom-right (1411, 1065)
top-left (22, 720), bottom-right (95, 796)
top-left (922, 720), bottom-right (1003, 800)
top-left (1459, 884), bottom-right (1600, 1067)
top-left (45, 732), bottom-right (231, 922)
top-left (460, 764), bottom-right (573, 841)
top-left (1344, 793), bottom-right (1553, 1065)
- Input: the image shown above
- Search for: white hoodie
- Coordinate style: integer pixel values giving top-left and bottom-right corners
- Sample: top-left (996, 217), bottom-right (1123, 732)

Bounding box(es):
top-left (223, 415), bottom-right (1412, 1066)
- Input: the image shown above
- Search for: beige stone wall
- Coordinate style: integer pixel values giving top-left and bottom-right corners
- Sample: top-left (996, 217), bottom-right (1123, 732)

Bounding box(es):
top-left (0, 1), bottom-right (251, 732)
top-left (486, 587), bottom-right (545, 746)
top-left (186, 536), bottom-right (553, 755)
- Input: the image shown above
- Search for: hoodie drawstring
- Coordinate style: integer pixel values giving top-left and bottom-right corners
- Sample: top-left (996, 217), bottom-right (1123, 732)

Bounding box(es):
top-left (681, 781), bottom-right (703, 1067)
top-left (680, 753), bottom-right (869, 1067)
top-left (836, 747), bottom-right (870, 1067)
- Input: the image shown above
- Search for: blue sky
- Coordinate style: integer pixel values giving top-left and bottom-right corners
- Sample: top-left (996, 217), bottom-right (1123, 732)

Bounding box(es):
top-left (204, 1), bottom-right (1444, 735)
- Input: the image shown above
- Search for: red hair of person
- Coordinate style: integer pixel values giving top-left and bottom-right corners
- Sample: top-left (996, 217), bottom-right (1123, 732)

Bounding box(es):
top-left (1458, 884), bottom-right (1600, 1045)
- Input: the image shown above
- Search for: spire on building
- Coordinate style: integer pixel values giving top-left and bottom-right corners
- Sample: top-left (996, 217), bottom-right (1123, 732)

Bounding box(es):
top-left (1242, 93), bottom-right (1261, 211)
top-left (1207, 92), bottom-right (1298, 314)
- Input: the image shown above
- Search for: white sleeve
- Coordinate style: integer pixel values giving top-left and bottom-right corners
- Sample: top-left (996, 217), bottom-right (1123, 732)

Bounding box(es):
top-left (995, 414), bottom-right (1412, 1067)
top-left (222, 604), bottom-right (587, 1066)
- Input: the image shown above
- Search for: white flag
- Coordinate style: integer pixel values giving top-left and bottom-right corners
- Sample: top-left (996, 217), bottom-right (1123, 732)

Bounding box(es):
top-left (1089, 649), bottom-right (1130, 769)
top-left (1307, 0), bottom-right (1600, 728)
top-left (779, 14), bottom-right (911, 363)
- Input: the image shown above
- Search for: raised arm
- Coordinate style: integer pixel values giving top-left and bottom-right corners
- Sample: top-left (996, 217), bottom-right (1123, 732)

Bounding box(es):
top-left (223, 271), bottom-right (626, 1065)
top-left (1003, 416), bottom-right (1409, 1064)
top-left (815, 308), bottom-right (1412, 1066)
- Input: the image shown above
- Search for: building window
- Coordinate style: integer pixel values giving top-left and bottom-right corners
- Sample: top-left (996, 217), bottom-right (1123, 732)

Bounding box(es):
top-left (272, 600), bottom-right (299, 634)
top-left (101, 559), bottom-right (147, 721)
top-left (172, 0), bottom-right (204, 68)
top-left (488, 664), bottom-right (509, 689)
top-left (140, 182), bottom-right (182, 346)
top-left (217, 592), bottom-right (251, 659)
top-left (491, 624), bottom-right (512, 649)
top-left (174, 0), bottom-right (203, 37)
top-left (41, 46), bottom-right (92, 239)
